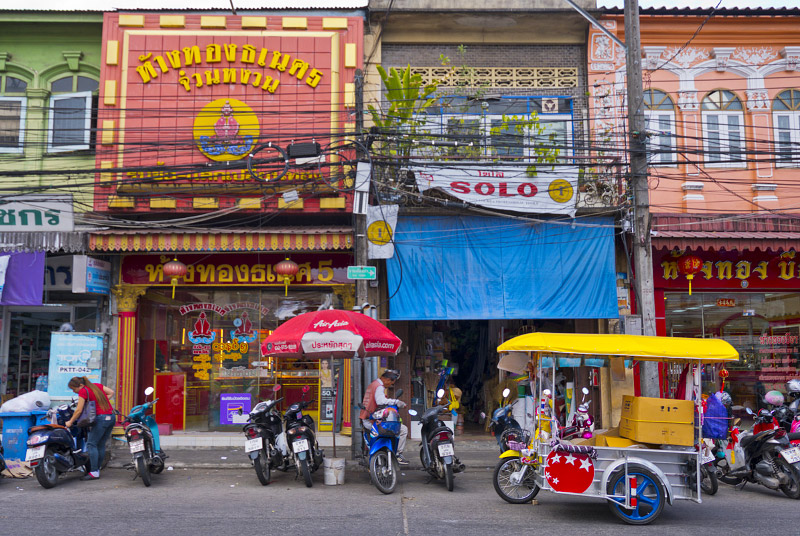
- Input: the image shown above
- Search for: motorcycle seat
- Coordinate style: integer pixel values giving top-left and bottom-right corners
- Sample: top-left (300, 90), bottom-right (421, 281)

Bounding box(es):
top-left (788, 432), bottom-right (800, 442)
top-left (28, 424), bottom-right (66, 433)
top-left (739, 435), bottom-right (755, 448)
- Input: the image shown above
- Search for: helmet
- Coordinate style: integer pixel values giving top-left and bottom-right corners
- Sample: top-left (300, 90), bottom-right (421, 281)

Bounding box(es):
top-left (714, 391), bottom-right (732, 407)
top-left (381, 369), bottom-right (400, 381)
top-left (787, 379), bottom-right (800, 394)
top-left (764, 390), bottom-right (785, 406)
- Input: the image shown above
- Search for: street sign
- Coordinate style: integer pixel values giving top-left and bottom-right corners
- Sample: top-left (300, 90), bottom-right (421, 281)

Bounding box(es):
top-left (347, 265), bottom-right (376, 280)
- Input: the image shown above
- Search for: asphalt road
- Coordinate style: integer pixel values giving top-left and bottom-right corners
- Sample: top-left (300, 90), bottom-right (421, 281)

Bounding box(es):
top-left (1, 459), bottom-right (795, 536)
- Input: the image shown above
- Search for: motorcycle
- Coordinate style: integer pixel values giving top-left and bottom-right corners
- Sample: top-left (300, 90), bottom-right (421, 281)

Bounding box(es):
top-left (283, 385), bottom-right (323, 488)
top-left (123, 386), bottom-right (168, 487)
top-left (26, 400), bottom-right (91, 488)
top-left (242, 384), bottom-right (290, 485)
top-left (0, 436), bottom-right (5, 477)
top-left (718, 407), bottom-right (800, 499)
top-left (416, 388), bottom-right (465, 492)
top-left (361, 388), bottom-right (406, 494)
top-left (488, 388), bottom-right (523, 451)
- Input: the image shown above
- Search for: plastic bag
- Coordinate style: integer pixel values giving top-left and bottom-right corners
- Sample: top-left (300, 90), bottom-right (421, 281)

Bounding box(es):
top-left (702, 392), bottom-right (729, 440)
top-left (726, 438), bottom-right (746, 469)
top-left (0, 390), bottom-right (50, 413)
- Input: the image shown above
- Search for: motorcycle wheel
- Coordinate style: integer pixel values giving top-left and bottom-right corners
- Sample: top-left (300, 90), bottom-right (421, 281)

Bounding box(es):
top-left (34, 448), bottom-right (60, 489)
top-left (607, 465), bottom-right (665, 525)
top-left (700, 464), bottom-right (718, 495)
top-left (715, 458), bottom-right (743, 485)
top-left (254, 451), bottom-right (271, 486)
top-left (444, 461), bottom-right (454, 492)
top-left (370, 450), bottom-right (397, 495)
top-left (136, 456), bottom-right (152, 487)
top-left (778, 458), bottom-right (800, 499)
top-left (298, 458), bottom-right (313, 488)
top-left (493, 456), bottom-right (539, 504)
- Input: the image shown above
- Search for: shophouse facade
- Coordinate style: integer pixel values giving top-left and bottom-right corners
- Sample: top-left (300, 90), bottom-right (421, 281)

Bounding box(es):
top-left (588, 7), bottom-right (800, 408)
top-left (0, 11), bottom-right (109, 403)
top-left (88, 9), bottom-right (366, 433)
top-left (365, 0), bottom-right (630, 430)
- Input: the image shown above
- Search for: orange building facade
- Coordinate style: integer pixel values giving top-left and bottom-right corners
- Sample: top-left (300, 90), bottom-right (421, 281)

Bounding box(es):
top-left (588, 9), bottom-right (800, 407)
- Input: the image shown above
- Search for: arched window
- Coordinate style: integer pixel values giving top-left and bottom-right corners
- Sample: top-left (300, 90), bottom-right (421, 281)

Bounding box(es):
top-left (643, 89), bottom-right (676, 166)
top-left (702, 90), bottom-right (744, 166)
top-left (47, 74), bottom-right (99, 153)
top-left (773, 89), bottom-right (800, 166)
top-left (0, 75), bottom-right (28, 154)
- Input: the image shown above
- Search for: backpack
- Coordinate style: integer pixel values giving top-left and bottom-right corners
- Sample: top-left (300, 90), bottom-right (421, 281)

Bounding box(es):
top-left (702, 393), bottom-right (729, 440)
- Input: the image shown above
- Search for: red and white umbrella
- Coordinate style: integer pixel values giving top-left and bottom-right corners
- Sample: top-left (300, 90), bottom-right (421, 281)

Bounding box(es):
top-left (260, 309), bottom-right (401, 358)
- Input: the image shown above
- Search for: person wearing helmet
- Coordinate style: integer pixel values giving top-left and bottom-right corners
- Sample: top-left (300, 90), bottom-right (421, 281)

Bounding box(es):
top-left (764, 390), bottom-right (785, 407)
top-left (360, 369), bottom-right (409, 465)
top-left (787, 379), bottom-right (800, 412)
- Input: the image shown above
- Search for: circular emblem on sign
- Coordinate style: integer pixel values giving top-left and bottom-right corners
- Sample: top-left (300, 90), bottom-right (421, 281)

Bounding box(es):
top-left (367, 220), bottom-right (393, 246)
top-left (741, 280), bottom-right (749, 288)
top-left (544, 450), bottom-right (594, 493)
top-left (193, 98), bottom-right (259, 162)
top-left (548, 179), bottom-right (574, 203)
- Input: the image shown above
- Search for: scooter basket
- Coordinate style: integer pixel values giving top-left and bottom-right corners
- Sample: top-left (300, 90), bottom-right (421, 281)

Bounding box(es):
top-left (376, 421), bottom-right (400, 437)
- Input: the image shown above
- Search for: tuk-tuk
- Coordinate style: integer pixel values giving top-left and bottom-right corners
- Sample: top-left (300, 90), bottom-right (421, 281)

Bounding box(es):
top-left (492, 332), bottom-right (739, 525)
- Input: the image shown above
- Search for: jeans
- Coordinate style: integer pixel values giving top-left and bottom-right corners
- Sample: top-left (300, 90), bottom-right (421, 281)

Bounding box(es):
top-left (87, 414), bottom-right (115, 472)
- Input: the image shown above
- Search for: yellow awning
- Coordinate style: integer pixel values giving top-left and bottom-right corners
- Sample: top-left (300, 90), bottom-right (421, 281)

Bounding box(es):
top-left (497, 332), bottom-right (739, 363)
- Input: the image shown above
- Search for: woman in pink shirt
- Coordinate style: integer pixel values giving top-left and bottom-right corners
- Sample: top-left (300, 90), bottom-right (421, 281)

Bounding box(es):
top-left (65, 376), bottom-right (115, 480)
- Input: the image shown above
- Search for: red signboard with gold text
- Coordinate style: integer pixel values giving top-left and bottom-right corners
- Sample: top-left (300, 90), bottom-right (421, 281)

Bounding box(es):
top-left (96, 14), bottom-right (362, 212)
top-left (654, 248), bottom-right (800, 291)
top-left (122, 253), bottom-right (353, 286)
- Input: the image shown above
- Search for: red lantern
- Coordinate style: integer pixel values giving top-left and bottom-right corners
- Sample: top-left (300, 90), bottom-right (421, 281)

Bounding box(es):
top-left (274, 258), bottom-right (299, 296)
top-left (719, 365), bottom-right (729, 392)
top-left (163, 258), bottom-right (188, 299)
top-left (677, 253), bottom-right (703, 295)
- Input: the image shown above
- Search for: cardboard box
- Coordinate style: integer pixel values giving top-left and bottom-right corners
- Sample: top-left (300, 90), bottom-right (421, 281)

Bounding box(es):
top-left (594, 427), bottom-right (640, 448)
top-left (619, 396), bottom-right (695, 446)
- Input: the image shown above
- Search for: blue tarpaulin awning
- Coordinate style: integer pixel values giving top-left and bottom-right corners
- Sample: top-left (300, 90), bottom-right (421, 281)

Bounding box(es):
top-left (386, 215), bottom-right (618, 320)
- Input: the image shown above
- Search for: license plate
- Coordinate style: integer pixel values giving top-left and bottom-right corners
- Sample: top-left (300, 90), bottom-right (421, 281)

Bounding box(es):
top-left (293, 439), bottom-right (309, 453)
top-left (25, 446), bottom-right (45, 462)
top-left (438, 442), bottom-right (455, 457)
top-left (780, 446), bottom-right (800, 464)
top-left (245, 437), bottom-right (262, 453)
top-left (129, 439), bottom-right (145, 453)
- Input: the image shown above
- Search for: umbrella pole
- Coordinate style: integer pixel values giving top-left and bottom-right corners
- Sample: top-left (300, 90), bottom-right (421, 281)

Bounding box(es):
top-left (332, 355), bottom-right (339, 457)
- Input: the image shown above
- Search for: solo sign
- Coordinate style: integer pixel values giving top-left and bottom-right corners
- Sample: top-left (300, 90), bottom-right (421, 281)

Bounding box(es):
top-left (412, 164), bottom-right (578, 216)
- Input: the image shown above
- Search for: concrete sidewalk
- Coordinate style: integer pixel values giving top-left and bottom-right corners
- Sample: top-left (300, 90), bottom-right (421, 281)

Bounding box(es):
top-left (107, 435), bottom-right (501, 471)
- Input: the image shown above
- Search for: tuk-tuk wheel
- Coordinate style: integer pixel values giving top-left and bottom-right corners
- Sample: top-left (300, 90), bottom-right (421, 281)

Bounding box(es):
top-left (606, 464), bottom-right (665, 525)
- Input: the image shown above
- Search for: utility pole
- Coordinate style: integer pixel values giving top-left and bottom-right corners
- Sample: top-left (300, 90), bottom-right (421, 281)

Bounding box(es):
top-left (624, 0), bottom-right (659, 397)
top-left (352, 69), bottom-right (366, 459)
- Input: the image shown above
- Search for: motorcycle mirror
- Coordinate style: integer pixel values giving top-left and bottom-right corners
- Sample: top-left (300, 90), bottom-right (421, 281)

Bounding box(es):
top-left (480, 412), bottom-right (486, 419)
top-left (302, 385), bottom-right (310, 394)
top-left (395, 388), bottom-right (404, 398)
top-left (745, 407), bottom-right (755, 415)
top-left (408, 409), bottom-right (418, 417)
top-left (144, 387), bottom-right (154, 396)
top-left (582, 387), bottom-right (589, 395)
top-left (273, 384), bottom-right (282, 392)
top-left (543, 389), bottom-right (552, 397)
top-left (436, 388), bottom-right (445, 399)
top-left (237, 408), bottom-right (243, 415)
top-left (502, 388), bottom-right (511, 398)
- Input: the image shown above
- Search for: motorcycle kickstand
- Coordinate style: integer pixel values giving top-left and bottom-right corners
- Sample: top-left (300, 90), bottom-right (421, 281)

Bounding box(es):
top-left (736, 480), bottom-right (747, 490)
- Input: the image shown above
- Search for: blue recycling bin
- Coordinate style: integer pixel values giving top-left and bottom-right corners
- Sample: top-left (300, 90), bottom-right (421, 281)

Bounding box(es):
top-left (0, 411), bottom-right (48, 461)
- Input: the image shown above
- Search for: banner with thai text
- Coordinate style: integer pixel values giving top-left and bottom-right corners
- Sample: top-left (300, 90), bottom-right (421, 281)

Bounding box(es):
top-left (412, 164), bottom-right (578, 216)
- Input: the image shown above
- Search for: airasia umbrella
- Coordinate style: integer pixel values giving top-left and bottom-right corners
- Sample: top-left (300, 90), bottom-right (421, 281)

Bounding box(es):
top-left (260, 309), bottom-right (401, 359)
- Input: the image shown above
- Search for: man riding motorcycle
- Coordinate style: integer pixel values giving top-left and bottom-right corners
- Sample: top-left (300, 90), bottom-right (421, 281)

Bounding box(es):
top-left (361, 369), bottom-right (409, 465)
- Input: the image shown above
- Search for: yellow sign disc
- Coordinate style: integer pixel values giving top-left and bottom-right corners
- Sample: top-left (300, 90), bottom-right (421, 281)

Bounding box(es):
top-left (367, 220), bottom-right (393, 246)
top-left (193, 98), bottom-right (259, 162)
top-left (548, 179), bottom-right (574, 203)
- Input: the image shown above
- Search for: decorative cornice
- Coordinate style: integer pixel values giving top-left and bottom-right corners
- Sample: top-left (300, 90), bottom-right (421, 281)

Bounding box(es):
top-left (62, 51), bottom-right (83, 72)
top-left (712, 47), bottom-right (735, 72)
top-left (643, 46), bottom-right (666, 70)
top-left (781, 46), bottom-right (800, 72)
top-left (112, 285), bottom-right (146, 313)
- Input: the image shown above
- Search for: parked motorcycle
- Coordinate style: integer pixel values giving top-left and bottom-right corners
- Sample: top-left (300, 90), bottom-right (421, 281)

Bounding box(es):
top-left (416, 388), bottom-right (465, 492)
top-left (0, 436), bottom-right (6, 477)
top-left (361, 388), bottom-right (406, 494)
top-left (488, 388), bottom-right (522, 451)
top-left (242, 384), bottom-right (290, 485)
top-left (26, 400), bottom-right (91, 488)
top-left (718, 407), bottom-right (800, 499)
top-left (283, 385), bottom-right (323, 488)
top-left (123, 386), bottom-right (167, 487)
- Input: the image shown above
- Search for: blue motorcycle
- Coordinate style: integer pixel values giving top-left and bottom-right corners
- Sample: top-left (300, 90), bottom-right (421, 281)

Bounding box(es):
top-left (488, 388), bottom-right (522, 451)
top-left (26, 401), bottom-right (91, 488)
top-left (361, 388), bottom-right (406, 494)
top-left (124, 387), bottom-right (167, 487)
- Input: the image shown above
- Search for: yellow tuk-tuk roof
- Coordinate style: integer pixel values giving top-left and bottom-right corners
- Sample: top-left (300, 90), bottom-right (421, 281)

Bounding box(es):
top-left (497, 332), bottom-right (739, 362)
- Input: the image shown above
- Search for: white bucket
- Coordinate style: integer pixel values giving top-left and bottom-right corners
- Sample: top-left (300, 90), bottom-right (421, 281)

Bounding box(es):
top-left (323, 457), bottom-right (345, 485)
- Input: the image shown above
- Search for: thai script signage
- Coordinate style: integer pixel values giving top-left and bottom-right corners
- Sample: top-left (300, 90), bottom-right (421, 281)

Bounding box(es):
top-left (121, 253), bottom-right (352, 286)
top-left (412, 164), bottom-right (578, 216)
top-left (655, 249), bottom-right (800, 290)
top-left (0, 195), bottom-right (74, 232)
